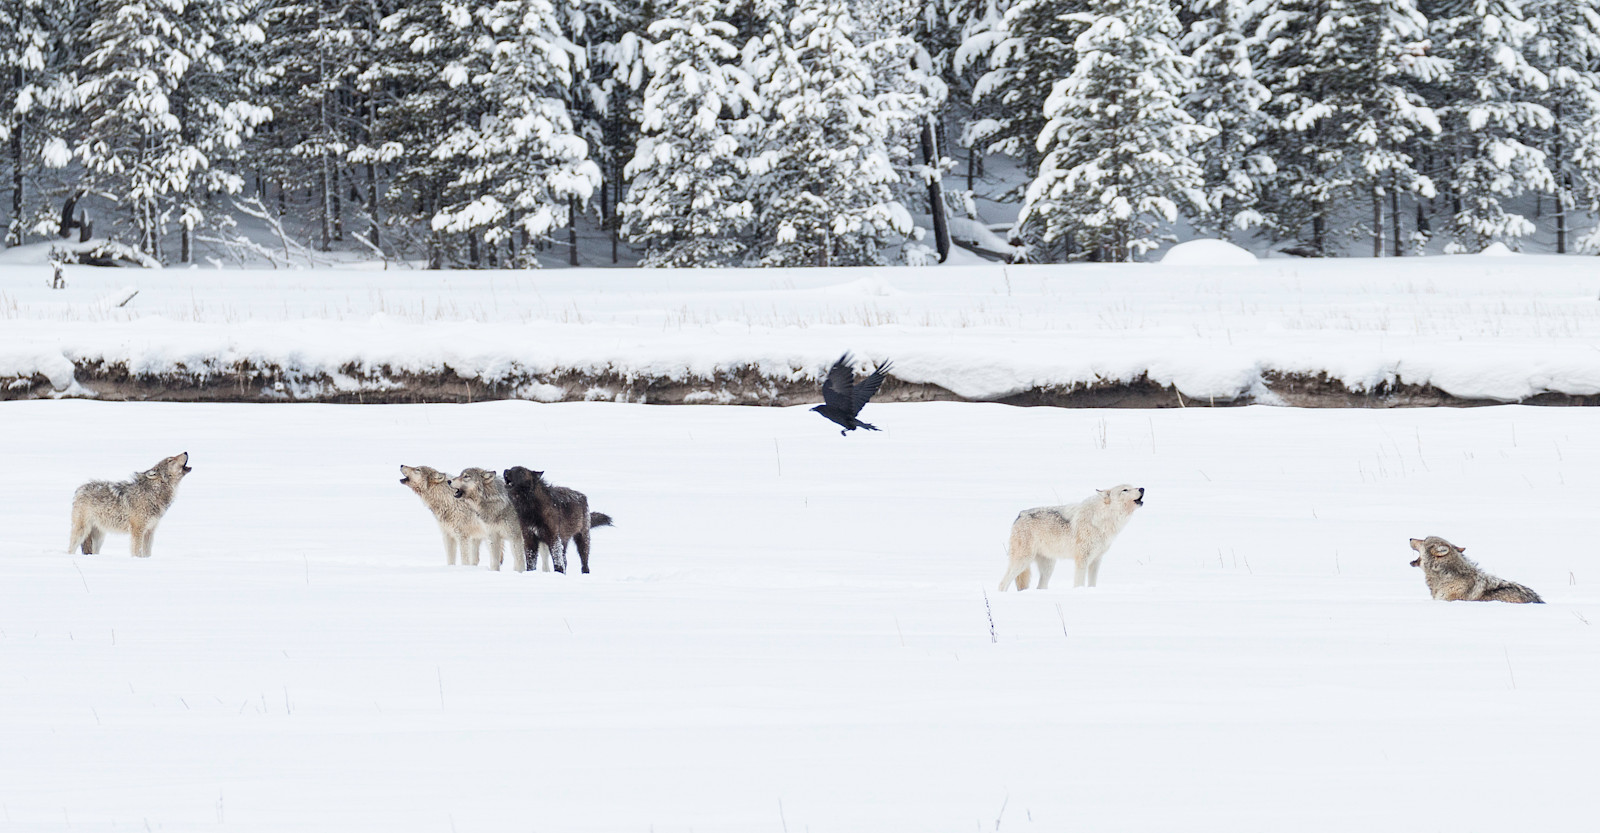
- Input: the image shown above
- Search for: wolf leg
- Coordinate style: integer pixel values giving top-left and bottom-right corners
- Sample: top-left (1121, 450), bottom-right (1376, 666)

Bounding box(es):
top-left (998, 559), bottom-right (1024, 592)
top-left (1073, 557), bottom-right (1088, 587)
top-left (87, 528), bottom-right (106, 555)
top-left (551, 539), bottom-right (568, 574)
top-left (1086, 555), bottom-right (1103, 587)
top-left (1035, 557), bottom-right (1057, 590)
top-left (141, 528), bottom-right (156, 558)
top-left (574, 530), bottom-right (592, 574)
top-left (127, 520), bottom-right (147, 557)
top-left (443, 533), bottom-right (457, 566)
top-left (510, 536), bottom-right (528, 572)
top-left (489, 536), bottom-right (506, 571)
top-left (464, 538), bottom-right (481, 567)
top-left (67, 506), bottom-right (91, 554)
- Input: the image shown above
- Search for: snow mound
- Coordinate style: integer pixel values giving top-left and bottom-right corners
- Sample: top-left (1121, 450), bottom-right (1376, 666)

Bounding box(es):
top-left (1479, 242), bottom-right (1517, 256)
top-left (1160, 238), bottom-right (1258, 266)
top-left (818, 277), bottom-right (900, 296)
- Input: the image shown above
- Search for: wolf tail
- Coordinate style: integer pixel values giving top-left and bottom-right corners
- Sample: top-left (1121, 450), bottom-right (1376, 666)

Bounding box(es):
top-left (589, 512), bottom-right (614, 529)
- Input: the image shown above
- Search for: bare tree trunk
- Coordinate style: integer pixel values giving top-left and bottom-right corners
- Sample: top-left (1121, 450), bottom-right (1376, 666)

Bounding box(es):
top-left (181, 224), bottom-right (191, 263)
top-left (1390, 173), bottom-right (1401, 256)
top-left (1557, 174), bottom-right (1569, 254)
top-left (332, 163), bottom-right (343, 242)
top-left (569, 196), bottom-right (579, 266)
top-left (7, 121), bottom-right (21, 247)
top-left (920, 117), bottom-right (950, 263)
top-left (1372, 184), bottom-right (1382, 258)
top-left (320, 152), bottom-right (333, 252)
top-left (1312, 212), bottom-right (1326, 256)
top-left (366, 96), bottom-right (380, 250)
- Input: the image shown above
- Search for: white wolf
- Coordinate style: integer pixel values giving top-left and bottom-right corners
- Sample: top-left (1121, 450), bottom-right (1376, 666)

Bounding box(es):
top-left (998, 484), bottom-right (1145, 591)
top-left (67, 452), bottom-right (193, 558)
top-left (400, 465), bottom-right (487, 566)
top-left (447, 468), bottom-right (527, 572)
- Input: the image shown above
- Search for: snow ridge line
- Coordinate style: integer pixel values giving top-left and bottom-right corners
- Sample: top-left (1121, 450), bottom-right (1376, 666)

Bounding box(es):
top-left (4, 360), bottom-right (1600, 408)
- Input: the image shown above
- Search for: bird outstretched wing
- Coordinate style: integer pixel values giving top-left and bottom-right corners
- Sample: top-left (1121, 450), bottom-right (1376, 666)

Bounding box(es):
top-left (850, 360), bottom-right (892, 416)
top-left (820, 353), bottom-right (855, 412)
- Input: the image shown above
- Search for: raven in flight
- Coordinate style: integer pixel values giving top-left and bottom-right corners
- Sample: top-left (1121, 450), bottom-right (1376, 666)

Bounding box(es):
top-left (812, 353), bottom-right (893, 435)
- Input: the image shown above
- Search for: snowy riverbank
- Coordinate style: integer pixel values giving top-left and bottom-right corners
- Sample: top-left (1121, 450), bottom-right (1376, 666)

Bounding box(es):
top-left (5, 251), bottom-right (1600, 405)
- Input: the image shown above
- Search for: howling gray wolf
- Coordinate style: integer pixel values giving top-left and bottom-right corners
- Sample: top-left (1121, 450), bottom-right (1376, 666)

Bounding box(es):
top-left (999, 484), bottom-right (1145, 591)
top-left (448, 468), bottom-right (526, 572)
top-left (400, 465), bottom-right (488, 566)
top-left (67, 452), bottom-right (192, 558)
top-left (502, 466), bottom-right (613, 574)
top-left (1409, 536), bottom-right (1543, 603)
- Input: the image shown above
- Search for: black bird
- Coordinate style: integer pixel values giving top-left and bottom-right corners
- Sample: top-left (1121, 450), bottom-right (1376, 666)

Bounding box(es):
top-left (811, 353), bottom-right (893, 435)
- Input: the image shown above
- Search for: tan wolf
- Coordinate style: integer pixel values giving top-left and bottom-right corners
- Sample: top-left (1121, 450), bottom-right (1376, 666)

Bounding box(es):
top-left (1408, 536), bottom-right (1543, 603)
top-left (400, 465), bottom-right (488, 566)
top-left (999, 484), bottom-right (1145, 591)
top-left (447, 468), bottom-right (528, 572)
top-left (67, 452), bottom-right (192, 558)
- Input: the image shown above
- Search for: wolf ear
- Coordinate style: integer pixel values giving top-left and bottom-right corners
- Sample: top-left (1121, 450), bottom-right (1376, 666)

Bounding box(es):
top-left (1102, 491), bottom-right (1111, 505)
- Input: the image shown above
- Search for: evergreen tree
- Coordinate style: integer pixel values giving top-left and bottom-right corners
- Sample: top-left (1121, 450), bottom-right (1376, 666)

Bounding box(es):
top-left (259, 0), bottom-right (373, 253)
top-left (1018, 0), bottom-right (1210, 261)
top-left (583, 0), bottom-right (654, 263)
top-left (959, 0), bottom-right (1087, 194)
top-left (620, 0), bottom-right (755, 265)
top-left (744, 0), bottom-right (916, 266)
top-left (1428, 0), bottom-right (1552, 251)
top-left (1182, 0), bottom-right (1274, 238)
top-left (371, 0), bottom-right (473, 266)
top-left (428, 0), bottom-right (601, 267)
top-left (1524, 0), bottom-right (1600, 252)
top-left (71, 0), bottom-right (271, 260)
top-left (0, 0), bottom-right (61, 246)
top-left (856, 0), bottom-right (946, 261)
top-left (1255, 0), bottom-right (1445, 256)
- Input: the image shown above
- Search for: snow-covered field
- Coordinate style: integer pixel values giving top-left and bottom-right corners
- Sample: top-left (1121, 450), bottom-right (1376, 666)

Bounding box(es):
top-left (3, 399), bottom-right (1598, 831)
top-left (7, 249), bottom-right (1600, 401)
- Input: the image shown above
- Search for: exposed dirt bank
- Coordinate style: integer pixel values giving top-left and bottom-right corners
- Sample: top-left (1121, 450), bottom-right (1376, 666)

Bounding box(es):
top-left (5, 362), bottom-right (1597, 408)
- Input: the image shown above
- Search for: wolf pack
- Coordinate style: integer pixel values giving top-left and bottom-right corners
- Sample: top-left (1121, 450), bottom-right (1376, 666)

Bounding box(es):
top-left (65, 451), bottom-right (1543, 605)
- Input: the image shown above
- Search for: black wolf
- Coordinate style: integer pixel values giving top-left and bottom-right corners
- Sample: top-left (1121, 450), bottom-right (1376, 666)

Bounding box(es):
top-left (503, 466), bottom-right (613, 574)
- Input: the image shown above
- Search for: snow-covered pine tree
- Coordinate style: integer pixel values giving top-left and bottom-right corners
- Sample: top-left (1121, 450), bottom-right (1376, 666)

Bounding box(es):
top-left (619, 0), bottom-right (756, 266)
top-left (71, 0), bottom-right (271, 261)
top-left (1255, 0), bottom-right (1445, 256)
top-left (259, 0), bottom-right (373, 253)
top-left (934, 0), bottom-right (1005, 190)
top-left (428, 0), bottom-right (600, 268)
top-left (0, 0), bottom-right (59, 246)
top-left (1523, 0), bottom-right (1600, 252)
top-left (371, 0), bottom-right (475, 267)
top-left (958, 0), bottom-right (1087, 195)
top-left (855, 0), bottom-right (945, 263)
top-left (1017, 0), bottom-right (1210, 261)
top-left (583, 0), bottom-right (654, 263)
top-left (743, 0), bottom-right (916, 266)
top-left (1182, 0), bottom-right (1274, 239)
top-left (1427, 0), bottom-right (1552, 251)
